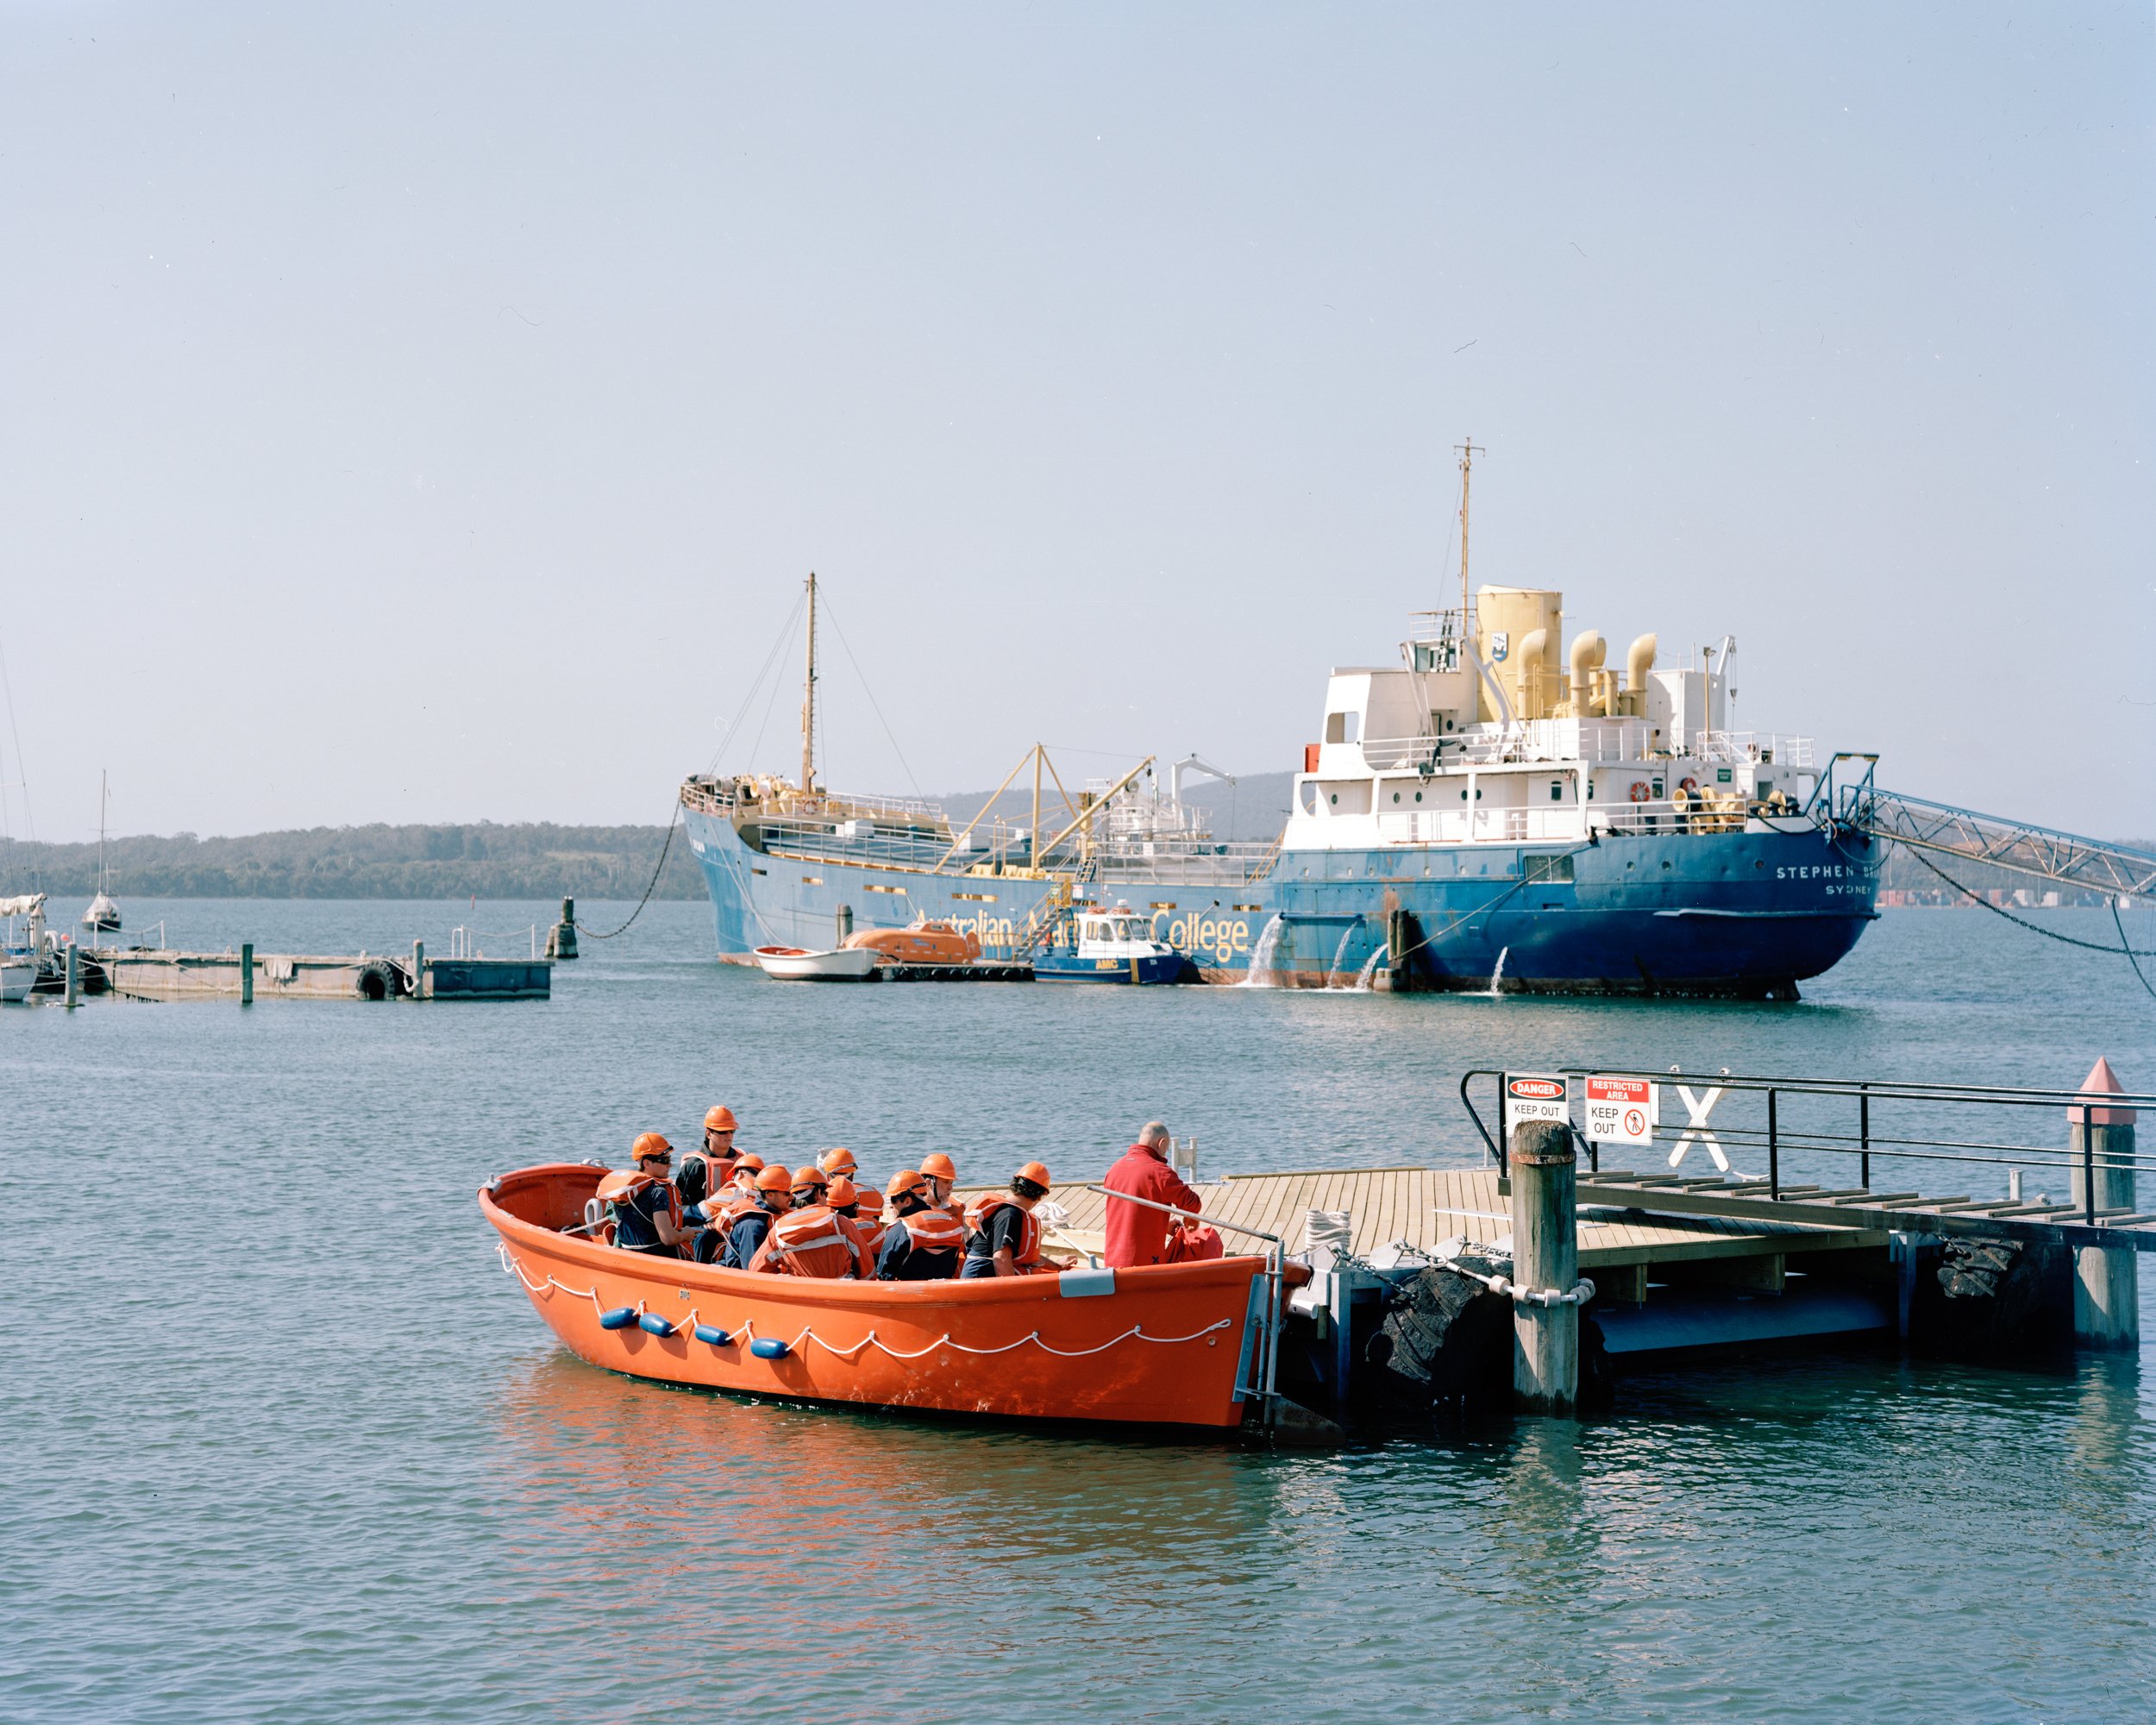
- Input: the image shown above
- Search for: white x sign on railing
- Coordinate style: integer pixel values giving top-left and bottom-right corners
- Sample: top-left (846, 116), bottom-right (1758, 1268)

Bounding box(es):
top-left (1668, 1084), bottom-right (1727, 1170)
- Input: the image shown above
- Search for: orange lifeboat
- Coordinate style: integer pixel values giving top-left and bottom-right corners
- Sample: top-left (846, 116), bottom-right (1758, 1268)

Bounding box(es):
top-left (843, 920), bottom-right (981, 968)
top-left (480, 1164), bottom-right (1290, 1429)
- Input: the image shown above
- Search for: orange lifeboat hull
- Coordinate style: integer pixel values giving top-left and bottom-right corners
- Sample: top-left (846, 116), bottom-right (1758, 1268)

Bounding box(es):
top-left (843, 922), bottom-right (981, 967)
top-left (481, 1164), bottom-right (1273, 1429)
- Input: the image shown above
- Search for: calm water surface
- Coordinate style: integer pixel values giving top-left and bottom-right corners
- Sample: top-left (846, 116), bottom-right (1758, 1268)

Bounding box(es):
top-left (4, 900), bottom-right (2153, 1722)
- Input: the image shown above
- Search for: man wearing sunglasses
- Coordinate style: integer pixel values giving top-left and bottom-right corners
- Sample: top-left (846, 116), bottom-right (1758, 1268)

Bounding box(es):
top-left (607, 1132), bottom-right (690, 1258)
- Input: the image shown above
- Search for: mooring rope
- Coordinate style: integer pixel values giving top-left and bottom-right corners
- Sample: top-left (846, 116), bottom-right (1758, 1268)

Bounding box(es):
top-left (573, 803), bottom-right (682, 942)
top-left (1898, 845), bottom-right (2156, 981)
top-left (498, 1246), bottom-right (1234, 1358)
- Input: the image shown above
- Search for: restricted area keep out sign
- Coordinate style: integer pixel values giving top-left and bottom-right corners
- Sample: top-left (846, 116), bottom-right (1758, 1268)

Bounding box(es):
top-left (1505, 1073), bottom-right (1570, 1125)
top-left (1583, 1076), bottom-right (1658, 1146)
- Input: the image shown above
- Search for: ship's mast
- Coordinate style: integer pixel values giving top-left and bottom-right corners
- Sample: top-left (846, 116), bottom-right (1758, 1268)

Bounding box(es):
top-left (97, 768), bottom-right (108, 894)
top-left (799, 572), bottom-right (818, 795)
top-left (1455, 436), bottom-right (1484, 639)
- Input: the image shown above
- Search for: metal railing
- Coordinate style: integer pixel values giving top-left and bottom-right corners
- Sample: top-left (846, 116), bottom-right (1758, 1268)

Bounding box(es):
top-left (1081, 1183), bottom-right (1285, 1408)
top-left (1354, 722), bottom-right (1815, 773)
top-left (1461, 1068), bottom-right (2154, 1227)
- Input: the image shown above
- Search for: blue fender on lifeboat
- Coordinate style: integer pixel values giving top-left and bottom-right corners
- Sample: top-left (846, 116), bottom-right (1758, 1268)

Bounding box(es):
top-left (599, 1306), bottom-right (637, 1331)
top-left (749, 1337), bottom-right (790, 1359)
top-left (637, 1313), bottom-right (678, 1337)
top-left (693, 1323), bottom-right (730, 1346)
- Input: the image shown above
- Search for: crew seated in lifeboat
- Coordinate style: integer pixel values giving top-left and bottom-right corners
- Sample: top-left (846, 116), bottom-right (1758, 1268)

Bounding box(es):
top-left (718, 1164), bottom-right (794, 1269)
top-left (688, 1152), bottom-right (768, 1263)
top-left (749, 1167), bottom-right (875, 1278)
top-left (960, 1163), bottom-right (1069, 1279)
top-left (825, 1176), bottom-right (884, 1256)
top-left (875, 1170), bottom-right (966, 1281)
top-left (601, 1133), bottom-right (690, 1258)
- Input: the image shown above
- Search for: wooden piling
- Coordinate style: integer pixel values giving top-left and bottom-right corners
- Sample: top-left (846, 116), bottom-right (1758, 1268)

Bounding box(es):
top-left (65, 941), bottom-right (79, 1007)
top-left (2069, 1059), bottom-right (2138, 1351)
top-left (837, 904), bottom-right (853, 946)
top-left (240, 942), bottom-right (254, 1007)
top-left (1509, 1120), bottom-right (1579, 1414)
top-left (547, 897), bottom-right (578, 960)
top-left (412, 940), bottom-right (425, 1001)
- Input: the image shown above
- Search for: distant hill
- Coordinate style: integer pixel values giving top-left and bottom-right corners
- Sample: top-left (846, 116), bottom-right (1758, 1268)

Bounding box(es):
top-left (0, 823), bottom-right (704, 901)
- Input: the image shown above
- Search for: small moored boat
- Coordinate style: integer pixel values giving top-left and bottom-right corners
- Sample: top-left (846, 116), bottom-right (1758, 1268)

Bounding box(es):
top-left (753, 944), bottom-right (879, 981)
top-left (480, 1162), bottom-right (1288, 1428)
top-left (1032, 900), bottom-right (1186, 984)
top-left (843, 919), bottom-right (981, 968)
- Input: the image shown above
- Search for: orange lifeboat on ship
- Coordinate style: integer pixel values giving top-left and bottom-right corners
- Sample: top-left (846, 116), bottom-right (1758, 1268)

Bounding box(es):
top-left (480, 1164), bottom-right (1294, 1429)
top-left (843, 920), bottom-right (981, 968)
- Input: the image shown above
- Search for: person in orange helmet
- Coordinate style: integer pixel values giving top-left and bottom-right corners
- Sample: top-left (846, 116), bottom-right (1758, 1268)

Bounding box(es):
top-left (688, 1151), bottom-right (767, 1264)
top-left (918, 1151), bottom-right (958, 1213)
top-left (825, 1176), bottom-right (885, 1258)
top-left (875, 1170), bottom-right (965, 1281)
top-left (676, 1106), bottom-right (743, 1216)
top-left (818, 1146), bottom-right (861, 1187)
top-left (750, 1168), bottom-right (874, 1278)
top-left (960, 1163), bottom-right (1067, 1279)
top-left (600, 1133), bottom-right (689, 1258)
top-left (718, 1163), bottom-right (794, 1270)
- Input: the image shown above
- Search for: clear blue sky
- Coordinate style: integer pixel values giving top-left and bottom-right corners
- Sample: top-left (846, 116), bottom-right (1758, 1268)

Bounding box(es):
top-left (3, 3), bottom-right (2149, 841)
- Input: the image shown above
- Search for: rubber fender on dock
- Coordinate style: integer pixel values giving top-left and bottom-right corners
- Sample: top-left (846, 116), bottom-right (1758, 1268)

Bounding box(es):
top-left (636, 1313), bottom-right (678, 1337)
top-left (693, 1324), bottom-right (730, 1346)
top-left (749, 1337), bottom-right (790, 1359)
top-left (599, 1306), bottom-right (637, 1331)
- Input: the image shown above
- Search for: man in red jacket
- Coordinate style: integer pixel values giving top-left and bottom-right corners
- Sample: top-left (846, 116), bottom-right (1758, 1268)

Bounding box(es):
top-left (1103, 1122), bottom-right (1212, 1268)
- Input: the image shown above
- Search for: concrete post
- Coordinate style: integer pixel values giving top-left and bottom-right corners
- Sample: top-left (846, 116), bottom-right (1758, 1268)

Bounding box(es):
top-left (65, 941), bottom-right (79, 1007)
top-left (240, 942), bottom-right (254, 1007)
top-left (1509, 1119), bottom-right (1579, 1414)
top-left (2069, 1057), bottom-right (2138, 1351)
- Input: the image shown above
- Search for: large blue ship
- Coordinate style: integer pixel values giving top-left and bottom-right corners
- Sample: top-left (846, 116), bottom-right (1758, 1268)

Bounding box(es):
top-left (685, 503), bottom-right (1880, 996)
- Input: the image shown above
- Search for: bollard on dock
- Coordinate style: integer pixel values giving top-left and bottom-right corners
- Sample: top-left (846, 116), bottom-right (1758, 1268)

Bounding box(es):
top-left (1508, 1119), bottom-right (1581, 1415)
top-left (2068, 1058), bottom-right (2138, 1351)
top-left (240, 942), bottom-right (254, 1007)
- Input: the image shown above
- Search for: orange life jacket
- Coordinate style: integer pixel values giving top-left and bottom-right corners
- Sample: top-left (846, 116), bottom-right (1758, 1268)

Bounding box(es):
top-left (596, 1170), bottom-right (682, 1251)
top-left (835, 1208), bottom-right (885, 1257)
top-left (899, 1205), bottom-right (968, 1257)
top-left (751, 1204), bottom-right (868, 1278)
top-left (675, 1148), bottom-right (735, 1208)
top-left (963, 1195), bottom-right (1040, 1268)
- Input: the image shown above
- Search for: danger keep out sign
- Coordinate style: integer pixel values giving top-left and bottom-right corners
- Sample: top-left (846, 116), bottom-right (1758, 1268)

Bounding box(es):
top-left (1583, 1076), bottom-right (1658, 1146)
top-left (1504, 1073), bottom-right (1570, 1125)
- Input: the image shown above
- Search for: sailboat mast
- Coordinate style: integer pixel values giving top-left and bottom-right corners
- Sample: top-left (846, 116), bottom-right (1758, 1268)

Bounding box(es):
top-left (98, 768), bottom-right (108, 893)
top-left (799, 573), bottom-right (818, 795)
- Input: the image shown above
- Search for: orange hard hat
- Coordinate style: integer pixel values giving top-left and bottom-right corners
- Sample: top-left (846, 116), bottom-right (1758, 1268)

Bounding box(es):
top-left (1017, 1161), bottom-right (1051, 1191)
top-left (920, 1152), bottom-right (956, 1181)
top-left (887, 1169), bottom-right (927, 1199)
top-left (734, 1152), bottom-right (765, 1173)
top-left (632, 1132), bottom-right (674, 1162)
top-left (792, 1165), bottom-right (828, 1191)
top-left (819, 1146), bottom-right (858, 1176)
top-left (704, 1105), bottom-right (739, 1132)
top-left (825, 1176), bottom-right (860, 1209)
top-left (755, 1164), bottom-right (793, 1194)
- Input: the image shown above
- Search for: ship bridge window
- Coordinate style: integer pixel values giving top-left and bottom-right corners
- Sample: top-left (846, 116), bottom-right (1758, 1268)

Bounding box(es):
top-left (1325, 712), bottom-right (1361, 744)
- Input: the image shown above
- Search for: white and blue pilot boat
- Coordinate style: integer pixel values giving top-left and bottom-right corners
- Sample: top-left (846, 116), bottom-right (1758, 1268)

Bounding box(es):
top-left (1031, 900), bottom-right (1186, 985)
top-left (683, 482), bottom-right (1880, 998)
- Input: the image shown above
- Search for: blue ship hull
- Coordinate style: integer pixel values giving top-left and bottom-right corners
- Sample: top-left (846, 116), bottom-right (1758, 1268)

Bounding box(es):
top-left (686, 806), bottom-right (1878, 998)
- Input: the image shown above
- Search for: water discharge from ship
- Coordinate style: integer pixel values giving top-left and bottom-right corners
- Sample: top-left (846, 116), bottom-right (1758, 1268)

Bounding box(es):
top-left (1327, 923), bottom-right (1359, 988)
top-left (1353, 949), bottom-right (1384, 991)
top-left (1238, 914), bottom-right (1284, 988)
top-left (1487, 945), bottom-right (1509, 998)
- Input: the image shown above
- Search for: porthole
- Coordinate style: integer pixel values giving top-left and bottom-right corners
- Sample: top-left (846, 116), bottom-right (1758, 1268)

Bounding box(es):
top-left (1329, 794), bottom-right (1338, 806)
top-left (1393, 792), bottom-right (1401, 804)
top-left (1414, 791), bottom-right (1423, 803)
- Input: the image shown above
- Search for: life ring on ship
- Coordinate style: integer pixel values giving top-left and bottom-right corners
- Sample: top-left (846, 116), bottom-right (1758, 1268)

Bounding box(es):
top-left (1678, 776), bottom-right (1699, 794)
top-left (1627, 781), bottom-right (1651, 804)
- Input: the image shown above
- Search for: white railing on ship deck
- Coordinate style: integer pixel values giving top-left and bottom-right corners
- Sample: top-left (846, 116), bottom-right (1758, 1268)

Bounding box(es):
top-left (1357, 723), bottom-right (1814, 771)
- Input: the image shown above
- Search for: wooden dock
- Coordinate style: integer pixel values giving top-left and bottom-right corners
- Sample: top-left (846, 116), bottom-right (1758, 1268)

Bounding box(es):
top-left (978, 1164), bottom-right (1889, 1302)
